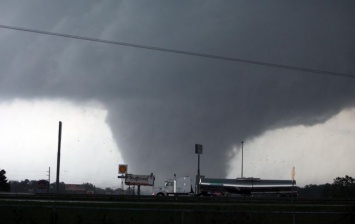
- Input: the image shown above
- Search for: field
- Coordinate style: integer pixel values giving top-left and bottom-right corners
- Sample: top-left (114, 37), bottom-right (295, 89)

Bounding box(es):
top-left (0, 194), bottom-right (354, 224)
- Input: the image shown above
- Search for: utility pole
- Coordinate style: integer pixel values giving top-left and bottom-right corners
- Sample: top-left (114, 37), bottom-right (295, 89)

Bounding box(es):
top-left (56, 121), bottom-right (62, 194)
top-left (47, 167), bottom-right (50, 193)
top-left (241, 141), bottom-right (244, 178)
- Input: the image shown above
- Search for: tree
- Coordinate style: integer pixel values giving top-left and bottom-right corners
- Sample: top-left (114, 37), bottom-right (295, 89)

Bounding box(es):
top-left (332, 175), bottom-right (355, 197)
top-left (333, 175), bottom-right (355, 187)
top-left (0, 169), bottom-right (10, 192)
top-left (299, 175), bottom-right (355, 197)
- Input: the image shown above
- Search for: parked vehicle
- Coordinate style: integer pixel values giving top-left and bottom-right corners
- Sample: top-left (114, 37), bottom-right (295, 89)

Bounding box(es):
top-left (153, 175), bottom-right (297, 197)
top-left (199, 177), bottom-right (297, 197)
top-left (152, 175), bottom-right (194, 196)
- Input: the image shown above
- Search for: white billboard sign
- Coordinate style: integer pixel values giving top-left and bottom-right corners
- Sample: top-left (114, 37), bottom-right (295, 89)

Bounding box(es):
top-left (125, 174), bottom-right (155, 186)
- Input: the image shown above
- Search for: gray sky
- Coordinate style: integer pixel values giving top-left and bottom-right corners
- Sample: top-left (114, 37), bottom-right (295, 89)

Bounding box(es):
top-left (0, 1), bottom-right (354, 188)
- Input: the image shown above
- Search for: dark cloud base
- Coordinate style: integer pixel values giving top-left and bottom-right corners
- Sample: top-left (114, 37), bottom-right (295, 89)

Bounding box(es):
top-left (0, 1), bottom-right (354, 183)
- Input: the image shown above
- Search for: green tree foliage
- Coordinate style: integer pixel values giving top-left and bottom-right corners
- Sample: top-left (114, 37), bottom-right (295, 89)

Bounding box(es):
top-left (300, 175), bottom-right (355, 197)
top-left (332, 175), bottom-right (355, 197)
top-left (0, 169), bottom-right (11, 192)
top-left (9, 179), bottom-right (129, 195)
top-left (10, 179), bottom-right (39, 193)
top-left (333, 175), bottom-right (355, 186)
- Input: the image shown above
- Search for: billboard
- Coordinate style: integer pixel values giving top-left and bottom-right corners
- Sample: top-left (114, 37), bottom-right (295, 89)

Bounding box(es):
top-left (37, 180), bottom-right (49, 193)
top-left (65, 184), bottom-right (86, 192)
top-left (125, 173), bottom-right (155, 186)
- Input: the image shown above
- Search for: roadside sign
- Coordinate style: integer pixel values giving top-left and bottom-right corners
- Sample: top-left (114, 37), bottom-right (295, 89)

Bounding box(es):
top-left (125, 174), bottom-right (155, 186)
top-left (195, 144), bottom-right (203, 154)
top-left (119, 164), bottom-right (128, 174)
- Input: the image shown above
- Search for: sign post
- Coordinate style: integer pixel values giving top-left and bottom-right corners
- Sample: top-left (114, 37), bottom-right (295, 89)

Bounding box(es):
top-left (195, 144), bottom-right (203, 194)
top-left (118, 164), bottom-right (128, 193)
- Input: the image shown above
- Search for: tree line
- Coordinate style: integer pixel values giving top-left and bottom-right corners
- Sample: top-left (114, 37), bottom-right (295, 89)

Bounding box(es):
top-left (299, 175), bottom-right (355, 197)
top-left (0, 169), bottom-right (133, 195)
top-left (9, 180), bottom-right (124, 195)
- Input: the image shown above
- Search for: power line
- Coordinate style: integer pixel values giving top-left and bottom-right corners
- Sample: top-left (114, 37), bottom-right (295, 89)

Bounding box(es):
top-left (0, 24), bottom-right (354, 79)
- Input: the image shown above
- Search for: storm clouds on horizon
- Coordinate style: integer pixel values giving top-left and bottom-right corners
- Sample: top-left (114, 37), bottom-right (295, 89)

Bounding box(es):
top-left (0, 1), bottom-right (354, 185)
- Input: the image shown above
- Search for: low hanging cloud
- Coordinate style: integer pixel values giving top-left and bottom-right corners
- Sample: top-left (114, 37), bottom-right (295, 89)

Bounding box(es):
top-left (0, 99), bottom-right (123, 188)
top-left (0, 1), bottom-right (354, 185)
top-left (228, 108), bottom-right (355, 186)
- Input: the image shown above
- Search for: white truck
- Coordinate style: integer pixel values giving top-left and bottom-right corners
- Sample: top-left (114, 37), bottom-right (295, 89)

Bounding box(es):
top-left (152, 175), bottom-right (297, 197)
top-left (152, 175), bottom-right (194, 196)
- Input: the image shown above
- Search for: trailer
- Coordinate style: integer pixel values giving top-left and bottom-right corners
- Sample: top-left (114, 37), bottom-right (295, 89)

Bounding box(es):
top-left (153, 175), bottom-right (297, 197)
top-left (200, 177), bottom-right (297, 197)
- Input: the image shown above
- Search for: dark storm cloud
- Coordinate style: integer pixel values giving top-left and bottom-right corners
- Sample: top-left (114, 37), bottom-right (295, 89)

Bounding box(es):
top-left (0, 1), bottom-right (354, 181)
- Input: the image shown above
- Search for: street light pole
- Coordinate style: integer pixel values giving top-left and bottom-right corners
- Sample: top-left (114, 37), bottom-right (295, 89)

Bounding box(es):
top-left (56, 121), bottom-right (62, 194)
top-left (195, 144), bottom-right (203, 194)
top-left (241, 141), bottom-right (244, 178)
